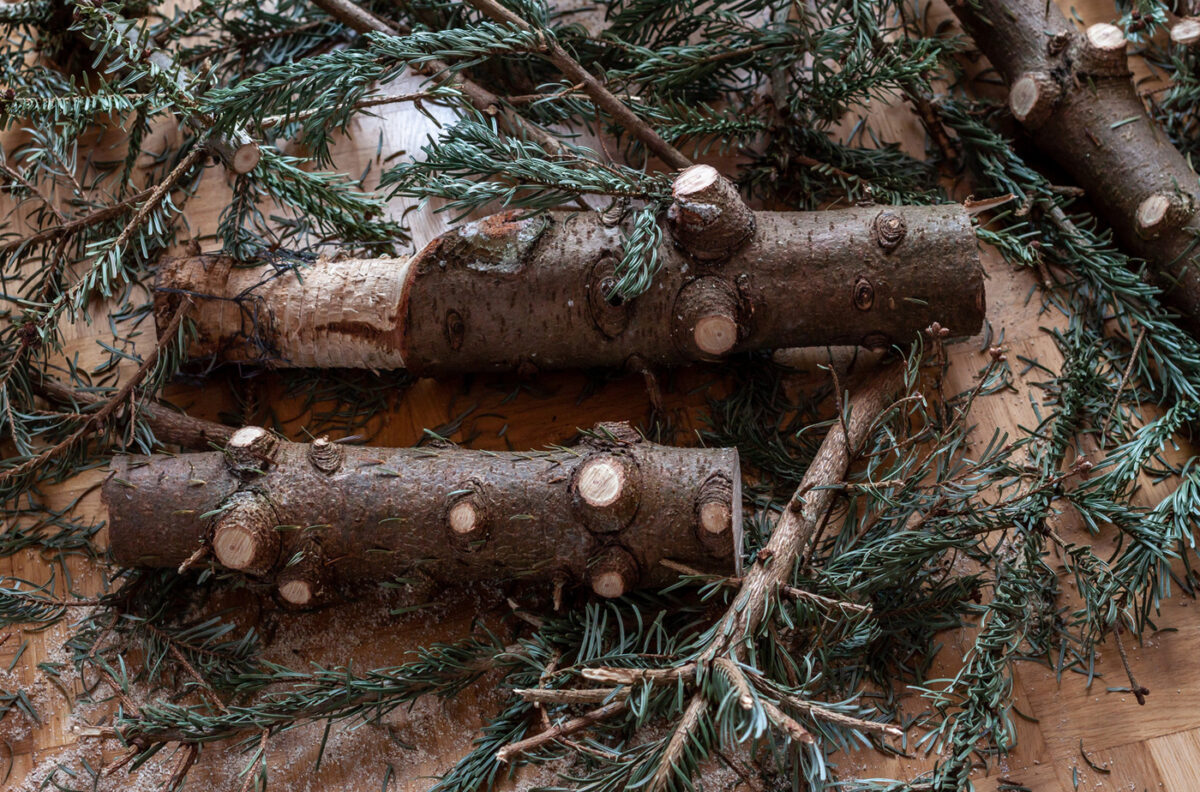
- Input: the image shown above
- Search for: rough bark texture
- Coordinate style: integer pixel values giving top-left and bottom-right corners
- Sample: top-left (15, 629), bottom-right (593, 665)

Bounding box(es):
top-left (950, 0), bottom-right (1200, 328)
top-left (103, 423), bottom-right (742, 600)
top-left (157, 203), bottom-right (984, 375)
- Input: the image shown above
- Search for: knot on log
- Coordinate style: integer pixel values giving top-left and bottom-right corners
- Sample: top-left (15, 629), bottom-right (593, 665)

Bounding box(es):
top-left (211, 490), bottom-right (280, 576)
top-left (587, 421), bottom-right (644, 448)
top-left (573, 453), bottom-right (641, 533)
top-left (446, 480), bottom-right (491, 550)
top-left (1008, 72), bottom-right (1062, 130)
top-left (667, 164), bottom-right (755, 262)
top-left (276, 540), bottom-right (327, 609)
top-left (307, 436), bottom-right (345, 474)
top-left (673, 277), bottom-right (741, 360)
top-left (587, 256), bottom-right (632, 339)
top-left (589, 545), bottom-right (640, 598)
top-left (695, 472), bottom-right (736, 557)
top-left (871, 211), bottom-right (907, 251)
top-left (1136, 192), bottom-right (1196, 239)
top-left (1076, 23), bottom-right (1128, 77)
top-left (1172, 18), bottom-right (1200, 47)
top-left (224, 426), bottom-right (278, 476)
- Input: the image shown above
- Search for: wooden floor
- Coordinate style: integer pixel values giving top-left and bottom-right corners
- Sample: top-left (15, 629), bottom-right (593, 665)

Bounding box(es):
top-left (5, 1), bottom-right (1200, 789)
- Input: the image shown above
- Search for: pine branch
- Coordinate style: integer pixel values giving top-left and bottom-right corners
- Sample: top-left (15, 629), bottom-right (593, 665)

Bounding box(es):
top-left (463, 0), bottom-right (691, 169)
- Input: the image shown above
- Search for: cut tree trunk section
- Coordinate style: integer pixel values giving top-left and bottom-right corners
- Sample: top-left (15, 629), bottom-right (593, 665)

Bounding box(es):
top-left (156, 172), bottom-right (984, 375)
top-left (950, 0), bottom-right (1200, 330)
top-left (103, 422), bottom-right (742, 603)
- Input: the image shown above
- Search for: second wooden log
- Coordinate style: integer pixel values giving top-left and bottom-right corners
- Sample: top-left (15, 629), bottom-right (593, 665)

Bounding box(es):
top-left (103, 423), bottom-right (742, 601)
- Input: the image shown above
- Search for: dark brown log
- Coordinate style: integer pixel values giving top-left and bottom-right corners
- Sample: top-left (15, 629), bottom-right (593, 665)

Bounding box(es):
top-left (949, 0), bottom-right (1200, 329)
top-left (156, 202), bottom-right (984, 375)
top-left (103, 423), bottom-right (742, 597)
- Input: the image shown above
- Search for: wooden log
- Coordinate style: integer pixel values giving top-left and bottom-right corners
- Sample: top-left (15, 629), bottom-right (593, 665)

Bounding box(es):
top-left (155, 201), bottom-right (985, 375)
top-left (950, 0), bottom-right (1200, 330)
top-left (103, 423), bottom-right (743, 598)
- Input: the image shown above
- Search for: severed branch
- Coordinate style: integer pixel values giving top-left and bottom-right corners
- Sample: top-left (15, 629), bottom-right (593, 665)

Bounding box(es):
top-left (104, 422), bottom-right (742, 603)
top-left (709, 362), bottom-right (901, 662)
top-left (949, 0), bottom-right (1200, 329)
top-left (156, 166), bottom-right (984, 376)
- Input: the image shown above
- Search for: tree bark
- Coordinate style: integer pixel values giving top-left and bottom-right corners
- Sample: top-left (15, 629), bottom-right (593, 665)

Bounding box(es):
top-left (155, 201), bottom-right (984, 375)
top-left (949, 0), bottom-right (1200, 328)
top-left (103, 422), bottom-right (742, 601)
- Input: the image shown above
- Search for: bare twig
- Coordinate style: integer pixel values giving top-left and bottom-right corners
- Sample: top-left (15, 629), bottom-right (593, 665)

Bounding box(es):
top-left (495, 699), bottom-right (628, 763)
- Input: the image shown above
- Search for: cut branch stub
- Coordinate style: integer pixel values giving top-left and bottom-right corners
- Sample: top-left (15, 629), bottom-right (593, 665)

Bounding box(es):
top-left (573, 454), bottom-right (641, 533)
top-left (205, 129), bottom-right (261, 175)
top-left (589, 546), bottom-right (640, 599)
top-left (695, 472), bottom-right (739, 557)
top-left (225, 426), bottom-right (279, 476)
top-left (667, 164), bottom-right (756, 262)
top-left (307, 436), bottom-right (345, 474)
top-left (103, 425), bottom-right (742, 595)
top-left (1172, 18), bottom-right (1200, 47)
top-left (446, 480), bottom-right (490, 549)
top-left (211, 491), bottom-right (280, 576)
top-left (276, 542), bottom-right (328, 609)
top-left (160, 204), bottom-right (984, 374)
top-left (673, 277), bottom-right (741, 359)
top-left (1078, 23), bottom-right (1128, 76)
top-left (1136, 192), bottom-right (1194, 239)
top-left (1008, 72), bottom-right (1061, 129)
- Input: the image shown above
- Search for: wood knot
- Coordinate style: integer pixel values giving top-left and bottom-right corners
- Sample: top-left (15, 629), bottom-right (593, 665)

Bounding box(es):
top-left (276, 541), bottom-right (328, 609)
top-left (695, 473), bottom-right (735, 556)
top-left (211, 490), bottom-right (280, 576)
top-left (588, 545), bottom-right (639, 599)
top-left (589, 421), bottom-right (643, 447)
top-left (224, 426), bottom-right (278, 476)
top-left (673, 277), bottom-right (741, 361)
top-left (573, 454), bottom-right (641, 533)
top-left (852, 277), bottom-right (875, 311)
top-left (588, 256), bottom-right (631, 339)
top-left (1047, 31), bottom-right (1070, 56)
top-left (307, 437), bottom-right (344, 474)
top-left (872, 211), bottom-right (906, 251)
top-left (446, 481), bottom-right (490, 550)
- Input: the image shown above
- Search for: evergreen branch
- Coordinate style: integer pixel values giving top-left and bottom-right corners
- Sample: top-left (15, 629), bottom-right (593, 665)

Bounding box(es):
top-left (464, 0), bottom-right (691, 168)
top-left (0, 299), bottom-right (191, 488)
top-left (309, 0), bottom-right (570, 157)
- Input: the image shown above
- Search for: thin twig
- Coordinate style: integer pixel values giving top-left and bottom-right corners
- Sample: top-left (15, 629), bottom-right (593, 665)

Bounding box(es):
top-left (1100, 326), bottom-right (1145, 446)
top-left (495, 699), bottom-right (627, 763)
top-left (463, 0), bottom-right (692, 169)
top-left (1113, 626), bottom-right (1149, 705)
